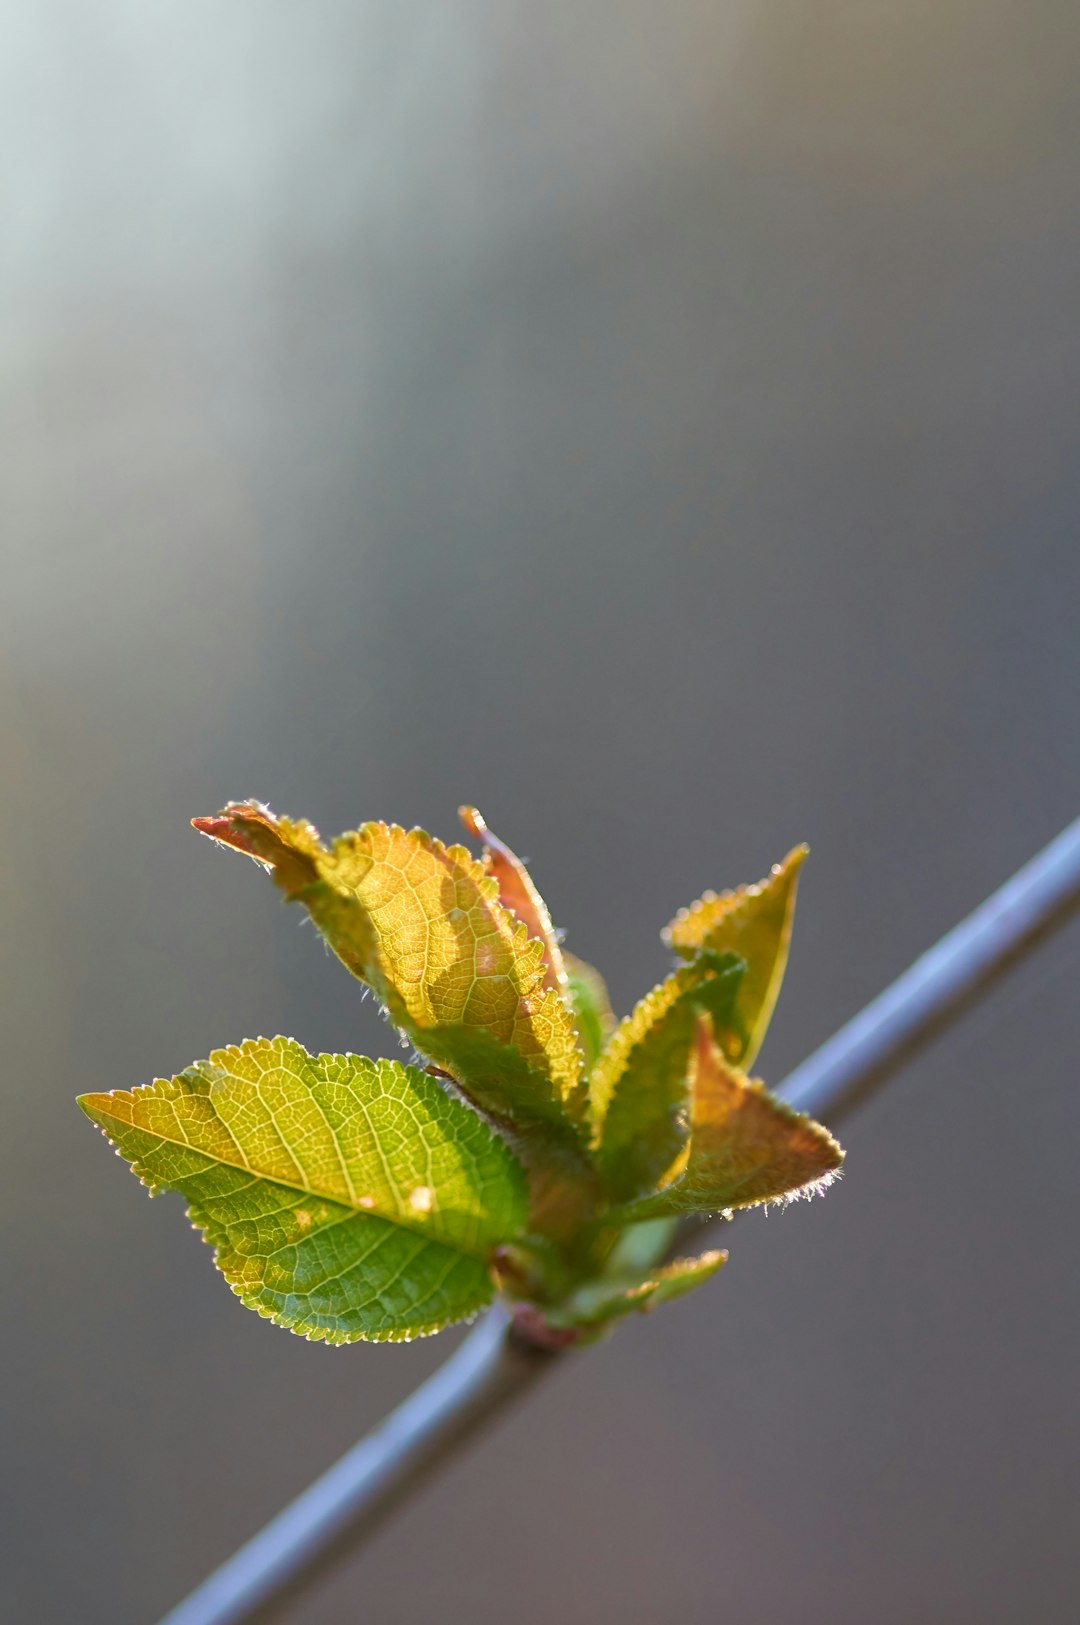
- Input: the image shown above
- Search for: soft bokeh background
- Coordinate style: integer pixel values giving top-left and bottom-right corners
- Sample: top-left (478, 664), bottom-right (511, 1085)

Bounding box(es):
top-left (4, 4), bottom-right (1079, 1621)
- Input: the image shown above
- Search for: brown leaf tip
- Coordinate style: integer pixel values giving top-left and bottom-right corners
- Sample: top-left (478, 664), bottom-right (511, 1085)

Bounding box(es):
top-left (191, 802), bottom-right (280, 860)
top-left (458, 805), bottom-right (488, 841)
top-left (191, 814), bottom-right (257, 855)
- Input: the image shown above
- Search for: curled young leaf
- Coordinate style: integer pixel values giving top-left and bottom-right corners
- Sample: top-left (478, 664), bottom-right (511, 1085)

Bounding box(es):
top-left (562, 952), bottom-right (616, 1074)
top-left (613, 1011), bottom-right (844, 1223)
top-left (458, 806), bottom-right (567, 995)
top-left (590, 953), bottom-right (746, 1203)
top-left (545, 1248), bottom-right (728, 1332)
top-left (663, 845), bottom-right (808, 1069)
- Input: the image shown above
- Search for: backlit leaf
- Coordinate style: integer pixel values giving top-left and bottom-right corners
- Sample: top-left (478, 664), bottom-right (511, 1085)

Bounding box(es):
top-left (546, 1249), bottom-right (727, 1330)
top-left (663, 845), bottom-right (808, 1068)
top-left (78, 1038), bottom-right (528, 1343)
top-left (192, 805), bottom-right (584, 1137)
top-left (591, 953), bottom-right (745, 1202)
top-left (562, 953), bottom-right (616, 1074)
top-left (614, 1012), bottom-right (844, 1223)
top-left (453, 810), bottom-right (615, 1105)
top-left (458, 806), bottom-right (566, 995)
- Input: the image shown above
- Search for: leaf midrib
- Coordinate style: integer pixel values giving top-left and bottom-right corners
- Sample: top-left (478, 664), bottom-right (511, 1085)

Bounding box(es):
top-left (80, 1093), bottom-right (491, 1260)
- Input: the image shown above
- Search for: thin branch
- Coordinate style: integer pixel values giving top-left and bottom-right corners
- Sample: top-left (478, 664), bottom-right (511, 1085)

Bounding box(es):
top-left (159, 816), bottom-right (1080, 1625)
top-left (778, 816), bottom-right (1080, 1122)
top-left (160, 1308), bottom-right (551, 1625)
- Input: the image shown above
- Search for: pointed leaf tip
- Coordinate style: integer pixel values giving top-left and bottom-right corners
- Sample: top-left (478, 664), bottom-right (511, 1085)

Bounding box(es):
top-left (192, 805), bottom-right (327, 902)
top-left (664, 844), bottom-right (809, 1069)
top-left (457, 805), bottom-right (489, 841)
top-left (458, 804), bottom-right (567, 997)
top-left (459, 811), bottom-right (614, 1083)
top-left (192, 813), bottom-right (261, 854)
top-left (684, 1008), bottom-right (843, 1209)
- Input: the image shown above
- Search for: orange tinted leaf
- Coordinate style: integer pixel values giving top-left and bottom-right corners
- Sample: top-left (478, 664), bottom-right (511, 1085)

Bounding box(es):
top-left (459, 806), bottom-right (566, 995)
top-left (615, 1011), bottom-right (843, 1221)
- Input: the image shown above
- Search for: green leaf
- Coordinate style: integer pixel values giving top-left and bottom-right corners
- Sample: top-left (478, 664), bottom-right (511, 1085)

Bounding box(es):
top-left (590, 953), bottom-right (745, 1203)
top-left (192, 805), bottom-right (584, 1138)
top-left (546, 1249), bottom-right (727, 1330)
top-left (562, 952), bottom-right (616, 1074)
top-left (663, 845), bottom-right (808, 1068)
top-left (78, 1038), bottom-right (528, 1343)
top-left (602, 1215), bottom-right (680, 1276)
top-left (613, 1012), bottom-right (844, 1223)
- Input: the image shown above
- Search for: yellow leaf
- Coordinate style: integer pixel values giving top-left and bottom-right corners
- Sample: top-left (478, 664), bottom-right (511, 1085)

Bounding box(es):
top-left (590, 953), bottom-right (745, 1201)
top-left (193, 804), bottom-right (583, 1136)
top-left (663, 845), bottom-right (808, 1068)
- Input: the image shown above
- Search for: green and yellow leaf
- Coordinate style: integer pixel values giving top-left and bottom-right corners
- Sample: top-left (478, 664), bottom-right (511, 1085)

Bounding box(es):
top-left (663, 845), bottom-right (808, 1069)
top-left (590, 952), bottom-right (745, 1202)
top-left (614, 1012), bottom-right (844, 1223)
top-left (79, 1038), bottom-right (528, 1343)
top-left (562, 952), bottom-right (616, 1074)
top-left (192, 805), bottom-right (584, 1136)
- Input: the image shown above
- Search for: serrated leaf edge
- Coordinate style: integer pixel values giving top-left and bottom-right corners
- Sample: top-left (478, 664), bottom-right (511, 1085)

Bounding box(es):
top-left (588, 957), bottom-right (743, 1132)
top-left (78, 1038), bottom-right (527, 1260)
top-left (661, 845), bottom-right (808, 952)
top-left (200, 808), bottom-right (585, 1110)
top-left (609, 1019), bottom-right (845, 1224)
top-left (189, 1210), bottom-right (493, 1345)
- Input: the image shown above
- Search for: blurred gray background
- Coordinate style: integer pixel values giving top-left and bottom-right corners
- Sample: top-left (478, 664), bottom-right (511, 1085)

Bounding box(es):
top-left (3, 3), bottom-right (1079, 1621)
